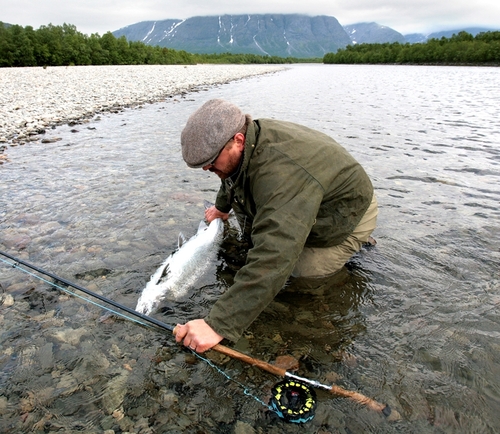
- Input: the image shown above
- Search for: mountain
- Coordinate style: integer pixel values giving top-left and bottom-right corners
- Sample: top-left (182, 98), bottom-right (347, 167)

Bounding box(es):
top-left (344, 22), bottom-right (406, 44)
top-left (113, 14), bottom-right (352, 58)
top-left (113, 16), bottom-right (500, 57)
top-left (404, 33), bottom-right (428, 44)
top-left (404, 27), bottom-right (498, 43)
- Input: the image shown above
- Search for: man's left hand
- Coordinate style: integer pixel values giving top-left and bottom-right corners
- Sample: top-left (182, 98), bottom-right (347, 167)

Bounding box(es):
top-left (205, 206), bottom-right (230, 223)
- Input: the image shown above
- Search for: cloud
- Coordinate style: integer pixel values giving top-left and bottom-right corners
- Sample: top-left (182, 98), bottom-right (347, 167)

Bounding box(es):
top-left (333, 0), bottom-right (500, 33)
top-left (2, 0), bottom-right (499, 36)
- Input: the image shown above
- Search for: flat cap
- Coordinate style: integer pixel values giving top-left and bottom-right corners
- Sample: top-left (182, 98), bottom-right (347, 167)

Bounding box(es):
top-left (181, 99), bottom-right (246, 168)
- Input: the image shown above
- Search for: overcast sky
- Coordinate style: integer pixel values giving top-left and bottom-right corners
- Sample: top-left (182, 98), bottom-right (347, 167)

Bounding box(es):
top-left (2, 0), bottom-right (499, 36)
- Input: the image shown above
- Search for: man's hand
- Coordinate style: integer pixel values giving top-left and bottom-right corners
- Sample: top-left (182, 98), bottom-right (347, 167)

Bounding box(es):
top-left (205, 206), bottom-right (230, 223)
top-left (173, 319), bottom-right (223, 353)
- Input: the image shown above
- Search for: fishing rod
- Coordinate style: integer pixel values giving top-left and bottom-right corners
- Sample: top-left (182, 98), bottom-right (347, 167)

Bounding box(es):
top-left (0, 249), bottom-right (176, 333)
top-left (0, 250), bottom-right (399, 421)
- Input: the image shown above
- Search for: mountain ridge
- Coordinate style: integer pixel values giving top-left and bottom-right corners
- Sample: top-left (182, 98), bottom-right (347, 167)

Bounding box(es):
top-left (113, 14), bottom-right (353, 58)
top-left (113, 15), bottom-right (498, 58)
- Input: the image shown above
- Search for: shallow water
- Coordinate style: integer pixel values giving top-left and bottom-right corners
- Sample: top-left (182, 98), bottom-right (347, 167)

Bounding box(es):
top-left (1, 65), bottom-right (499, 433)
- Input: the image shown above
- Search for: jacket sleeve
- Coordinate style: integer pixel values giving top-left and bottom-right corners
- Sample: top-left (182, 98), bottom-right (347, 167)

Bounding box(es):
top-left (205, 152), bottom-right (324, 342)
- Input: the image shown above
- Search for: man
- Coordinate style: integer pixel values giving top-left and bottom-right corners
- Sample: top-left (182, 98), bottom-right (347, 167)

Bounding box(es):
top-left (174, 99), bottom-right (377, 353)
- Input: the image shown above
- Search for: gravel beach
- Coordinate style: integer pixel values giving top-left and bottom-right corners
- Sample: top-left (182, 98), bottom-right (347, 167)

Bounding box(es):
top-left (0, 64), bottom-right (285, 146)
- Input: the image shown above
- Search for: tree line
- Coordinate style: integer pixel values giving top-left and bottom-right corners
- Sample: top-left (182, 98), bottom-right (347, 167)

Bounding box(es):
top-left (192, 52), bottom-right (314, 64)
top-left (323, 31), bottom-right (500, 65)
top-left (0, 22), bottom-right (304, 67)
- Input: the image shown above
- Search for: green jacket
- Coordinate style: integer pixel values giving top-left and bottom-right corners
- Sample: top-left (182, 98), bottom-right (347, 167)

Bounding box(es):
top-left (205, 119), bottom-right (373, 342)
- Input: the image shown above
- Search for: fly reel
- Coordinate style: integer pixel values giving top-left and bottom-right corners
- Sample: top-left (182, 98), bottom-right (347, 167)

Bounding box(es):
top-left (270, 380), bottom-right (317, 423)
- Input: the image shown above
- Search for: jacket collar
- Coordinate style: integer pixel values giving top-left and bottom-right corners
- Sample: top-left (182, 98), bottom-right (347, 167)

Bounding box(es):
top-left (228, 120), bottom-right (259, 186)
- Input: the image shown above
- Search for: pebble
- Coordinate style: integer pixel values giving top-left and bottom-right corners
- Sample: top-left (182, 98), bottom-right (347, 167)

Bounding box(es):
top-left (0, 65), bottom-right (285, 144)
top-left (234, 421), bottom-right (256, 434)
top-left (0, 396), bottom-right (7, 415)
top-left (101, 369), bottom-right (131, 414)
top-left (0, 293), bottom-right (14, 307)
top-left (50, 326), bottom-right (88, 345)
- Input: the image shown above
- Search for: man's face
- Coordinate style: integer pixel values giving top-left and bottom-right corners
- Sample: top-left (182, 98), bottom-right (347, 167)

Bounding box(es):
top-left (202, 134), bottom-right (245, 180)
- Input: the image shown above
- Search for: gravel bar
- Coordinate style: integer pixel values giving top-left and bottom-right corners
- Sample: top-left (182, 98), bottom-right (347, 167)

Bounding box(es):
top-left (0, 64), bottom-right (285, 145)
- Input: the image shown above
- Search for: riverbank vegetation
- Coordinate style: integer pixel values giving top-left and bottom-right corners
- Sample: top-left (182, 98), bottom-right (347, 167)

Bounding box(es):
top-left (0, 22), bottom-right (315, 67)
top-left (323, 31), bottom-right (500, 65)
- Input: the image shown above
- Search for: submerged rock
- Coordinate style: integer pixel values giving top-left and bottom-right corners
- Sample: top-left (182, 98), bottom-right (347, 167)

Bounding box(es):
top-left (0, 294), bottom-right (14, 307)
top-left (101, 369), bottom-right (131, 414)
top-left (50, 327), bottom-right (88, 345)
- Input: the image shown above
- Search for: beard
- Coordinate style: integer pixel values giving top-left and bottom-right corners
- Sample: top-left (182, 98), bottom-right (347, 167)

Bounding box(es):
top-left (209, 150), bottom-right (242, 180)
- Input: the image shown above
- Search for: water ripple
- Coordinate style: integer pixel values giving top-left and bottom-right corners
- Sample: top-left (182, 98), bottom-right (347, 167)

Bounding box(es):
top-left (1, 64), bottom-right (500, 433)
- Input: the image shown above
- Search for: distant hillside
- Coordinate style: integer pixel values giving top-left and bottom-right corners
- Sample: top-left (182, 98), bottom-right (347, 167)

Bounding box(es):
top-left (113, 14), bottom-right (352, 58)
top-left (405, 27), bottom-right (499, 43)
top-left (404, 33), bottom-right (428, 44)
top-left (344, 22), bottom-right (406, 44)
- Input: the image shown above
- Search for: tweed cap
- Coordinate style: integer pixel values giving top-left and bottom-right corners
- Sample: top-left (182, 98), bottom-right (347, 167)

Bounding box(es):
top-left (181, 99), bottom-right (246, 168)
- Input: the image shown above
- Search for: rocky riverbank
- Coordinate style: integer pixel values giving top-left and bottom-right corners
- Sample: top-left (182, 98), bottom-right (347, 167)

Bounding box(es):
top-left (0, 64), bottom-right (285, 150)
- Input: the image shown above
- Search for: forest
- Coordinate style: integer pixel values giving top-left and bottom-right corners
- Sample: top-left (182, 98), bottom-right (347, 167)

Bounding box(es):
top-left (323, 31), bottom-right (500, 65)
top-left (0, 22), bottom-right (303, 67)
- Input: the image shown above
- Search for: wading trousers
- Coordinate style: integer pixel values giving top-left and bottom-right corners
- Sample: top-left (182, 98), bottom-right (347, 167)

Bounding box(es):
top-left (291, 194), bottom-right (378, 278)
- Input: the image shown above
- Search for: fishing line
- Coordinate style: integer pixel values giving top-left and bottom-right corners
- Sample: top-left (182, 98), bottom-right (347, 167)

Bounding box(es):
top-left (0, 252), bottom-right (305, 422)
top-left (194, 351), bottom-right (274, 412)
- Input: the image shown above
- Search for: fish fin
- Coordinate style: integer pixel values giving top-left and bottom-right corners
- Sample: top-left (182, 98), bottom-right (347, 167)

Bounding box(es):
top-left (198, 220), bottom-right (208, 232)
top-left (159, 263), bottom-right (170, 280)
top-left (178, 232), bottom-right (187, 247)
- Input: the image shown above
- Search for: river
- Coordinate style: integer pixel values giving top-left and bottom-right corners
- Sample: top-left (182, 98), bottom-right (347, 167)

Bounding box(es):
top-left (1, 64), bottom-right (499, 433)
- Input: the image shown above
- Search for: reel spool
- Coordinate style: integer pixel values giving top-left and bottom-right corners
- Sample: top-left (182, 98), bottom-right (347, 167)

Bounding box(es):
top-left (270, 380), bottom-right (317, 423)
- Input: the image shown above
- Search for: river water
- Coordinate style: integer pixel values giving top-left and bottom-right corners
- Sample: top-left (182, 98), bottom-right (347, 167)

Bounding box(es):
top-left (1, 64), bottom-right (499, 433)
